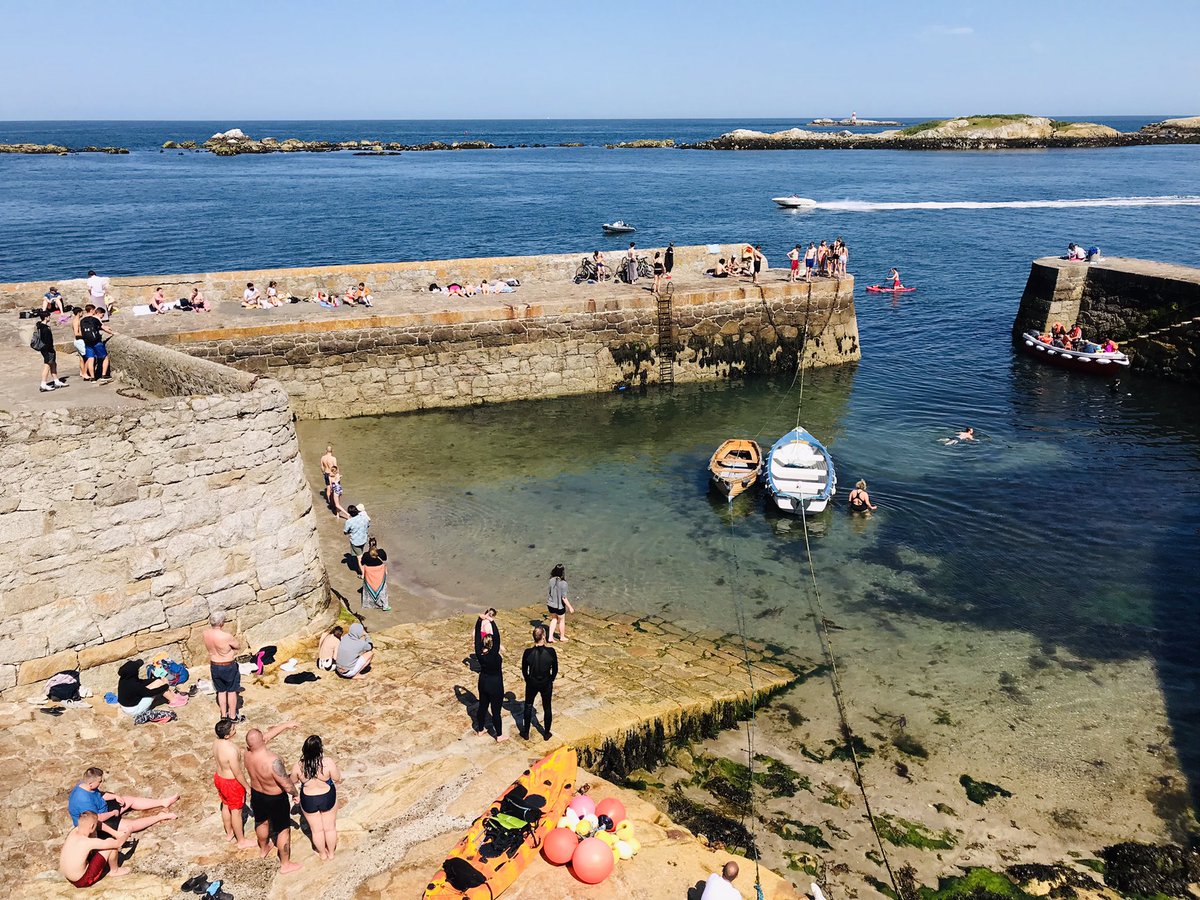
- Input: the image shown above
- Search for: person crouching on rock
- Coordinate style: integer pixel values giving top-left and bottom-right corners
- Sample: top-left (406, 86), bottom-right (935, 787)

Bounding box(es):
top-left (59, 812), bottom-right (130, 888)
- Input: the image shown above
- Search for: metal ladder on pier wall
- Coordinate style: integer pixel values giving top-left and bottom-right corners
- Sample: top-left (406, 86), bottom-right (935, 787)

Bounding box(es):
top-left (656, 283), bottom-right (675, 389)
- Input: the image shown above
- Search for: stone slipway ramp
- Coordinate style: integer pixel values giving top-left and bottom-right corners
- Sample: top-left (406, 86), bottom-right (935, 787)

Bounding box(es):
top-left (3, 606), bottom-right (808, 899)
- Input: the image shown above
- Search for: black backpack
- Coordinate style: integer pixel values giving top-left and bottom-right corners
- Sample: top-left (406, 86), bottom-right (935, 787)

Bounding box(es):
top-left (30, 325), bottom-right (46, 351)
top-left (80, 316), bottom-right (102, 346)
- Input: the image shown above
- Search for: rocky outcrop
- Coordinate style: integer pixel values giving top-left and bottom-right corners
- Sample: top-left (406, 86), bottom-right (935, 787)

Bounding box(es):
top-left (0, 143), bottom-right (128, 155)
top-left (683, 114), bottom-right (1200, 150)
top-left (201, 128), bottom-right (497, 156)
top-left (809, 117), bottom-right (900, 126)
top-left (605, 138), bottom-right (676, 149)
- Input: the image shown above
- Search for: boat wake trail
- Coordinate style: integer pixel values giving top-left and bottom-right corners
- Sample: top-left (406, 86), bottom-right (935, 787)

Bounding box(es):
top-left (814, 195), bottom-right (1200, 212)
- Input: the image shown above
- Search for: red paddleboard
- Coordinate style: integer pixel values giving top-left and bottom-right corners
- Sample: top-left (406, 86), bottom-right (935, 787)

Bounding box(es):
top-left (866, 285), bottom-right (916, 293)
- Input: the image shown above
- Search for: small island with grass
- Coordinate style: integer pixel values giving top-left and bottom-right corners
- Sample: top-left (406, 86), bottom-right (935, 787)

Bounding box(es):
top-left (680, 114), bottom-right (1200, 150)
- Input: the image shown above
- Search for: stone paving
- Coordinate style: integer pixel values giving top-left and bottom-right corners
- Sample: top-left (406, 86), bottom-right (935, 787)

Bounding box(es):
top-left (0, 606), bottom-right (807, 899)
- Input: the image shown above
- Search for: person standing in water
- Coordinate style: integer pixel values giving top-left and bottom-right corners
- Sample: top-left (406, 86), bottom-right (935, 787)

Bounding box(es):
top-left (546, 563), bottom-right (574, 642)
top-left (847, 480), bottom-right (877, 513)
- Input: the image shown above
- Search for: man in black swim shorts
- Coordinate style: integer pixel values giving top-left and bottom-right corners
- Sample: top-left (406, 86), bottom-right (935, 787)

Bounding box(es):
top-left (243, 722), bottom-right (302, 873)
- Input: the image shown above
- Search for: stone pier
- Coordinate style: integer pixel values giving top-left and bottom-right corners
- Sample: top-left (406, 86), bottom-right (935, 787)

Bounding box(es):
top-left (1013, 256), bottom-right (1200, 383)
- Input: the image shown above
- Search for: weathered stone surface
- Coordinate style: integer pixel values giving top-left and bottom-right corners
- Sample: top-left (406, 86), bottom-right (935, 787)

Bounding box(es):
top-left (17, 648), bottom-right (79, 685)
top-left (77, 634), bottom-right (139, 669)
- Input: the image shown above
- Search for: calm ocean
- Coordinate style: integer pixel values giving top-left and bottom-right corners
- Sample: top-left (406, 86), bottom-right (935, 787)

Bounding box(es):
top-left (6, 119), bottom-right (1200, 814)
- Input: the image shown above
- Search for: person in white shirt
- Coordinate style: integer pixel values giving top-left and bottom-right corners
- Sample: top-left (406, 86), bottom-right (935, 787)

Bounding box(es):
top-left (85, 270), bottom-right (108, 307)
top-left (242, 282), bottom-right (262, 308)
top-left (700, 861), bottom-right (742, 899)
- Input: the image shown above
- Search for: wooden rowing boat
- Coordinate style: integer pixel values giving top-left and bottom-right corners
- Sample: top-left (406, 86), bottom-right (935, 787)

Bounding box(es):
top-left (708, 438), bottom-right (763, 500)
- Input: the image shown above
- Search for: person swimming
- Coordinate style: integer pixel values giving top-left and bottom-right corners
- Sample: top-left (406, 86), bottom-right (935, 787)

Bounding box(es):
top-left (941, 426), bottom-right (975, 445)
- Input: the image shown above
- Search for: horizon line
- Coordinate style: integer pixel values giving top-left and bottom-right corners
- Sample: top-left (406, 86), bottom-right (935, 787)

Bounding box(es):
top-left (0, 114), bottom-right (1187, 124)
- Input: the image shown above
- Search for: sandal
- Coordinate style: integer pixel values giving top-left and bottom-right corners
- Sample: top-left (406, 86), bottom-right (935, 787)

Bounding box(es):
top-left (181, 874), bottom-right (207, 893)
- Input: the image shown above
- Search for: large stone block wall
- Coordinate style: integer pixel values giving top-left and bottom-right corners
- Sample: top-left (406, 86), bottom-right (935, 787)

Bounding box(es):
top-left (156, 279), bottom-right (859, 419)
top-left (0, 244), bottom-right (747, 311)
top-left (0, 338), bottom-right (329, 693)
top-left (1012, 256), bottom-right (1200, 384)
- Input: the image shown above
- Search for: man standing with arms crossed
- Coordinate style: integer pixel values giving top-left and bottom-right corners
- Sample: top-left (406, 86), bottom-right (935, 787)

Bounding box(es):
top-left (244, 722), bottom-right (302, 874)
top-left (204, 610), bottom-right (242, 722)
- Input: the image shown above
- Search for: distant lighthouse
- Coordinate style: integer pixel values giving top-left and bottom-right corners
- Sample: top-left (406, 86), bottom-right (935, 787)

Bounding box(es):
top-left (850, 111), bottom-right (857, 124)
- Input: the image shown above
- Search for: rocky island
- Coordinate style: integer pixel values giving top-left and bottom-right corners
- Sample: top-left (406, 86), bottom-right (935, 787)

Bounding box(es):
top-left (681, 114), bottom-right (1200, 150)
top-left (193, 127), bottom-right (497, 155)
top-left (0, 143), bottom-right (128, 155)
top-left (809, 117), bottom-right (901, 126)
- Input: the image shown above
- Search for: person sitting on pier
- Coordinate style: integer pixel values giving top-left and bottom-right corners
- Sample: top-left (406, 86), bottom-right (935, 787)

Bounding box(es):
top-left (43, 286), bottom-right (65, 313)
top-left (241, 282), bottom-right (262, 308)
top-left (266, 281), bottom-right (284, 307)
top-left (706, 258), bottom-right (729, 278)
top-left (148, 286), bottom-right (171, 314)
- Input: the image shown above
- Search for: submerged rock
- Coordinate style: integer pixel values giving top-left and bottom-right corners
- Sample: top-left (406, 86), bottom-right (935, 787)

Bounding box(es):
top-left (605, 138), bottom-right (676, 149)
top-left (1099, 842), bottom-right (1200, 898)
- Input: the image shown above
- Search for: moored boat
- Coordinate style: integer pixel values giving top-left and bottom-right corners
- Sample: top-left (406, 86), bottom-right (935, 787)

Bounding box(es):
top-left (708, 438), bottom-right (763, 500)
top-left (1016, 330), bottom-right (1129, 376)
top-left (602, 220), bottom-right (636, 234)
top-left (766, 427), bottom-right (836, 515)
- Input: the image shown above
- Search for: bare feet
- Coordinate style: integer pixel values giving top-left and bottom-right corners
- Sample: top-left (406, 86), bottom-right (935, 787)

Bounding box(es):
top-left (279, 861), bottom-right (303, 874)
top-left (236, 839), bottom-right (257, 850)
top-left (259, 846), bottom-right (271, 859)
top-left (163, 794), bottom-right (180, 808)
top-left (496, 734), bottom-right (510, 743)
top-left (111, 866), bottom-right (131, 878)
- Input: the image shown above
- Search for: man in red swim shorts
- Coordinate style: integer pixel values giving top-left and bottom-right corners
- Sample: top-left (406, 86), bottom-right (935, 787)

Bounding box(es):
top-left (59, 811), bottom-right (129, 887)
top-left (213, 718), bottom-right (257, 848)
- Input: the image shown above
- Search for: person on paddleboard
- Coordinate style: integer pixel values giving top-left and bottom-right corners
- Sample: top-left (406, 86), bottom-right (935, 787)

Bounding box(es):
top-left (888, 268), bottom-right (902, 289)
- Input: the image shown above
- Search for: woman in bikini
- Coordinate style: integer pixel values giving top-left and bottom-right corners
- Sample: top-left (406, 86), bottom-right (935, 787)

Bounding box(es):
top-left (847, 479), bottom-right (877, 513)
top-left (291, 735), bottom-right (342, 860)
top-left (327, 465), bottom-right (349, 519)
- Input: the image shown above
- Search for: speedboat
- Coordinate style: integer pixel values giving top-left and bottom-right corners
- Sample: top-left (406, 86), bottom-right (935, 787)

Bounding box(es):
top-left (602, 221), bottom-right (636, 234)
top-left (1016, 330), bottom-right (1129, 376)
top-left (772, 196), bottom-right (817, 209)
top-left (708, 439), bottom-right (763, 500)
top-left (766, 427), bottom-right (836, 515)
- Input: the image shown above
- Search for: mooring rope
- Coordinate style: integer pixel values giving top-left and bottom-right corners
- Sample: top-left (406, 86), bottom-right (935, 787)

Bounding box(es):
top-left (791, 330), bottom-right (901, 895)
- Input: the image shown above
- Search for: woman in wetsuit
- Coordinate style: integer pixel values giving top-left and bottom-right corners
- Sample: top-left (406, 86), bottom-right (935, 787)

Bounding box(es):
top-left (473, 633), bottom-right (509, 742)
top-left (848, 479), bottom-right (877, 513)
top-left (291, 735), bottom-right (342, 860)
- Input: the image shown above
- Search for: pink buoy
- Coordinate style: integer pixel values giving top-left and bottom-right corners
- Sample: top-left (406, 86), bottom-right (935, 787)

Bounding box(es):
top-left (568, 794), bottom-right (596, 819)
top-left (571, 836), bottom-right (615, 884)
top-left (542, 826), bottom-right (578, 866)
top-left (594, 798), bottom-right (626, 828)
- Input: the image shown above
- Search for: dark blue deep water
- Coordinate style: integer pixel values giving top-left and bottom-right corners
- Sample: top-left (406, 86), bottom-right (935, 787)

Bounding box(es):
top-left (6, 120), bottom-right (1200, 808)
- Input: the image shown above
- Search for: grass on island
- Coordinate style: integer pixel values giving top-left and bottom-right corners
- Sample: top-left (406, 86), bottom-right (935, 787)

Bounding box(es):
top-left (899, 114), bottom-right (1033, 136)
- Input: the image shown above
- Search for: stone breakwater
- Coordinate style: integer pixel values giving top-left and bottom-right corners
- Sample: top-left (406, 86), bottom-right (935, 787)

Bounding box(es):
top-left (1013, 256), bottom-right (1200, 384)
top-left (152, 280), bottom-right (858, 419)
top-left (0, 335), bottom-right (328, 694)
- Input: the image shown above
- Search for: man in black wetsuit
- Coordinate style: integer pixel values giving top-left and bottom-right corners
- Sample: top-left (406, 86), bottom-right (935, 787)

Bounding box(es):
top-left (519, 625), bottom-right (558, 740)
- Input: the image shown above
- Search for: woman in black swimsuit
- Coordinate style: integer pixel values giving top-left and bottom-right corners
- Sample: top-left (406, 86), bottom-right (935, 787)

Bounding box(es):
top-left (848, 479), bottom-right (877, 513)
top-left (291, 735), bottom-right (342, 860)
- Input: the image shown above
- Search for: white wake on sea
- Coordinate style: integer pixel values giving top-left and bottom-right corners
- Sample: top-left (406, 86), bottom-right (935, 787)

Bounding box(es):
top-left (814, 195), bottom-right (1200, 211)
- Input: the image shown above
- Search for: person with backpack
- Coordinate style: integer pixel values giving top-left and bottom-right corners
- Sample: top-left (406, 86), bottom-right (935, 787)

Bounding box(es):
top-left (31, 310), bottom-right (67, 392)
top-left (519, 625), bottom-right (558, 740)
top-left (79, 304), bottom-right (113, 383)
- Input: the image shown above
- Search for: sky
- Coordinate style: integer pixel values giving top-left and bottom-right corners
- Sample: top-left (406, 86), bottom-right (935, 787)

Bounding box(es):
top-left (1, 0), bottom-right (1197, 120)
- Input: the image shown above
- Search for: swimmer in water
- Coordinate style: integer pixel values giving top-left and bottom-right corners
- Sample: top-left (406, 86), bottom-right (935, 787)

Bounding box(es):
top-left (847, 480), bottom-right (877, 513)
top-left (958, 427), bottom-right (975, 441)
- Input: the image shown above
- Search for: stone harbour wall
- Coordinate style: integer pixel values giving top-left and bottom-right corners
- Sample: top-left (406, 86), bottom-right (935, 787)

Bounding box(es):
top-left (0, 244), bottom-right (745, 311)
top-left (153, 279), bottom-right (859, 419)
top-left (1013, 256), bottom-right (1200, 384)
top-left (0, 337), bottom-right (329, 693)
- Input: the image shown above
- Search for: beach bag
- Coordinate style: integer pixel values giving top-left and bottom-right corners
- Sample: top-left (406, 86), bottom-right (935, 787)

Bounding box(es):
top-left (134, 709), bottom-right (177, 725)
top-left (441, 857), bottom-right (488, 892)
top-left (177, 297), bottom-right (193, 311)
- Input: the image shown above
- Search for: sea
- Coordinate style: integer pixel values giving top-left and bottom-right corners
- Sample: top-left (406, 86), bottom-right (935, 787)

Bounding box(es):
top-left (4, 119), bottom-right (1200, 849)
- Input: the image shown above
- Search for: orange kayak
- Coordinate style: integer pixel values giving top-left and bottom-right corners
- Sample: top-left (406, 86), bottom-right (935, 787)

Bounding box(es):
top-left (423, 746), bottom-right (578, 899)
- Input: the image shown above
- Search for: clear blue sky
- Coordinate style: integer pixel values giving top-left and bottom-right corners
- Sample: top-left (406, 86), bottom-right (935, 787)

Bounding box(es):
top-left (2, 0), bottom-right (1197, 119)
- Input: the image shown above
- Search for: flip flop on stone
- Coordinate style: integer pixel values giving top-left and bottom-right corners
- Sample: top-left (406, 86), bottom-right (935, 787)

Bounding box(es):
top-left (181, 873), bottom-right (207, 892)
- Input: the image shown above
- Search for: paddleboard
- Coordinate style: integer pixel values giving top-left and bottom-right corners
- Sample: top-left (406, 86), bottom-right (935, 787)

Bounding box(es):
top-left (865, 285), bottom-right (916, 293)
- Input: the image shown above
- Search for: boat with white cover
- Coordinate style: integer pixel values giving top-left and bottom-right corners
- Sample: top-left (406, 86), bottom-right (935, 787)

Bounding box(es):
top-left (771, 196), bottom-right (818, 209)
top-left (765, 427), bottom-right (836, 515)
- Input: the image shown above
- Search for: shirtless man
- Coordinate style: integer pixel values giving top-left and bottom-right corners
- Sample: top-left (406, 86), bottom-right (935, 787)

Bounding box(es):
top-left (203, 610), bottom-right (242, 721)
top-left (213, 719), bottom-right (257, 849)
top-left (59, 812), bottom-right (129, 888)
top-left (319, 444), bottom-right (337, 507)
top-left (245, 722), bottom-right (302, 874)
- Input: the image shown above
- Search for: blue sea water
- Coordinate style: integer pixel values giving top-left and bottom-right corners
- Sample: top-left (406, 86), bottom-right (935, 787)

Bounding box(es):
top-left (6, 120), bottom-right (1200, 809)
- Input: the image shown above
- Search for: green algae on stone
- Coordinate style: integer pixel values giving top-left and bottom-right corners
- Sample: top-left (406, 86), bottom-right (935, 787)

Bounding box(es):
top-left (892, 731), bottom-right (929, 759)
top-left (960, 774), bottom-right (1012, 805)
top-left (865, 875), bottom-right (900, 899)
top-left (752, 753), bottom-right (811, 797)
top-left (875, 814), bottom-right (957, 851)
top-left (767, 816), bottom-right (831, 849)
top-left (916, 866), bottom-right (1034, 900)
top-left (664, 790), bottom-right (756, 855)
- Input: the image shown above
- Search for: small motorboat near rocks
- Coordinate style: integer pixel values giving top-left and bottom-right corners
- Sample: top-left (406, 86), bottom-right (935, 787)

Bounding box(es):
top-left (708, 439), bottom-right (763, 500)
top-left (766, 427), bottom-right (836, 515)
top-left (1017, 330), bottom-right (1129, 376)
top-left (602, 221), bottom-right (636, 234)
top-left (771, 196), bottom-right (818, 209)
